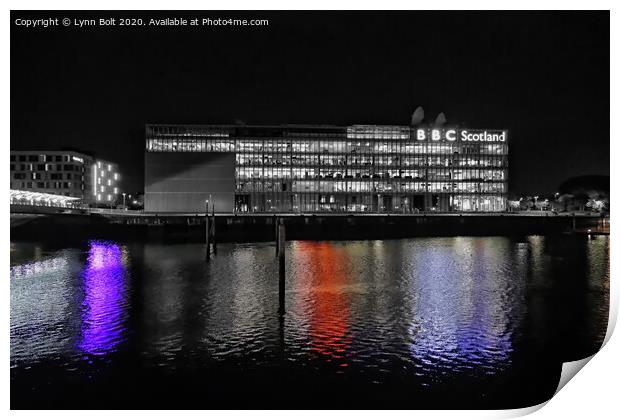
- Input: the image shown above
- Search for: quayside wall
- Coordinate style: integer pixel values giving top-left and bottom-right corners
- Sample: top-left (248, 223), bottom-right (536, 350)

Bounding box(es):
top-left (10, 213), bottom-right (607, 243)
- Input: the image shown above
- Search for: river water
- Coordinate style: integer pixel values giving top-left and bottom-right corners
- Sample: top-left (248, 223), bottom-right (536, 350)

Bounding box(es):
top-left (10, 235), bottom-right (609, 409)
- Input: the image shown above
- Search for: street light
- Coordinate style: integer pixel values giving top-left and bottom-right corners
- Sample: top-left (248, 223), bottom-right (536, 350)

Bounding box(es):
top-left (122, 192), bottom-right (126, 209)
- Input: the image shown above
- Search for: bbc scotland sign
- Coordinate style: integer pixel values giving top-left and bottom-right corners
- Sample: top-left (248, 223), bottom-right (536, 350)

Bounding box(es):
top-left (415, 128), bottom-right (507, 142)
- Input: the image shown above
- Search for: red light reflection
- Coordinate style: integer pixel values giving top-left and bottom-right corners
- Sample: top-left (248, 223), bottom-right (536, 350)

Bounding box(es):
top-left (296, 242), bottom-right (351, 359)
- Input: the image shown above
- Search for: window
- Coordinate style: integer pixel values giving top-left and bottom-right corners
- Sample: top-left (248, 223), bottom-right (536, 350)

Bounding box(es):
top-left (28, 155), bottom-right (38, 162)
top-left (18, 156), bottom-right (26, 162)
top-left (14, 173), bottom-right (26, 180)
top-left (10, 155), bottom-right (15, 162)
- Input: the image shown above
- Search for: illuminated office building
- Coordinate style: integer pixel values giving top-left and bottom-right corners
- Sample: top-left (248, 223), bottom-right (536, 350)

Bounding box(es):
top-left (10, 150), bottom-right (121, 205)
top-left (144, 122), bottom-right (508, 213)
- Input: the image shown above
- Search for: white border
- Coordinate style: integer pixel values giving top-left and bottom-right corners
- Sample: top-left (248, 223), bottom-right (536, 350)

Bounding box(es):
top-left (3, 2), bottom-right (616, 419)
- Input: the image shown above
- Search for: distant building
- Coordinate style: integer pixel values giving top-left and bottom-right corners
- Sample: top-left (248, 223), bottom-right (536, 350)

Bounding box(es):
top-left (10, 150), bottom-right (121, 206)
top-left (144, 120), bottom-right (508, 213)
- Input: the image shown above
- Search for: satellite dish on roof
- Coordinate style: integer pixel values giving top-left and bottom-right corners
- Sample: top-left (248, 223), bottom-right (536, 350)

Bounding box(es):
top-left (411, 106), bottom-right (424, 126)
top-left (435, 112), bottom-right (447, 127)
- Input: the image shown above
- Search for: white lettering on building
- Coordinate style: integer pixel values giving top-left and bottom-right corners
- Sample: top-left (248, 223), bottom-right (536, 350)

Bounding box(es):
top-left (460, 130), bottom-right (506, 142)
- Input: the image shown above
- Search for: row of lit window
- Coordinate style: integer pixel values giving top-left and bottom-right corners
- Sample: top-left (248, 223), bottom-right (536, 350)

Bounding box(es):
top-left (11, 163), bottom-right (84, 172)
top-left (10, 154), bottom-right (83, 163)
top-left (11, 181), bottom-right (80, 191)
top-left (13, 172), bottom-right (85, 181)
top-left (236, 181), bottom-right (506, 193)
top-left (236, 173), bottom-right (505, 181)
top-left (98, 185), bottom-right (119, 192)
top-left (96, 193), bottom-right (115, 202)
top-left (97, 170), bottom-right (120, 180)
top-left (233, 194), bottom-right (507, 212)
top-left (147, 126), bottom-right (230, 137)
top-left (146, 139), bottom-right (508, 155)
top-left (236, 168), bottom-right (506, 179)
top-left (96, 161), bottom-right (117, 174)
top-left (236, 156), bottom-right (507, 167)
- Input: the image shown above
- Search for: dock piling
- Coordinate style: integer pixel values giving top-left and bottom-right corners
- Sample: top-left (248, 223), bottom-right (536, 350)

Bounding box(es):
top-left (205, 208), bottom-right (211, 260)
top-left (275, 216), bottom-right (279, 257)
top-left (278, 219), bottom-right (286, 316)
top-left (211, 208), bottom-right (217, 255)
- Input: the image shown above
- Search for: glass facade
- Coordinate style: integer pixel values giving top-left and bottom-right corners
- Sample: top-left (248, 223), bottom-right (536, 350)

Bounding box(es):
top-left (145, 124), bottom-right (508, 213)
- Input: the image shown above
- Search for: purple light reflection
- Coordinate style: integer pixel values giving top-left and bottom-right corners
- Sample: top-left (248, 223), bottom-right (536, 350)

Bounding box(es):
top-left (78, 241), bottom-right (128, 356)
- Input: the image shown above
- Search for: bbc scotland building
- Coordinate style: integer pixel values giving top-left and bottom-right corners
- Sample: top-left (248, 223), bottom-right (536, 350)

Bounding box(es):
top-left (144, 119), bottom-right (508, 214)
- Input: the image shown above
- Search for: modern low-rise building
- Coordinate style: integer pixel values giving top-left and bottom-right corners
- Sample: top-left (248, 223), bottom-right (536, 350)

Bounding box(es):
top-left (144, 119), bottom-right (508, 213)
top-left (10, 150), bottom-right (121, 206)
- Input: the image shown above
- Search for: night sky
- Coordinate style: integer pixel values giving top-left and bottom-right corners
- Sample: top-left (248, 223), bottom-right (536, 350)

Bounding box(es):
top-left (11, 11), bottom-right (609, 194)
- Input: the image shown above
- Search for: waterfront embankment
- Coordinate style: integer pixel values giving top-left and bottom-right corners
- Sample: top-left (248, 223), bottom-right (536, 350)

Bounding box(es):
top-left (10, 211), bottom-right (609, 243)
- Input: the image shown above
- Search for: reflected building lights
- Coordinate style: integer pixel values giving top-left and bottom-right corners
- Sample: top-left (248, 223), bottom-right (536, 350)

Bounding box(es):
top-left (10, 255), bottom-right (69, 279)
top-left (407, 239), bottom-right (515, 380)
top-left (78, 241), bottom-right (129, 356)
top-left (294, 242), bottom-right (352, 360)
top-left (10, 250), bottom-right (76, 365)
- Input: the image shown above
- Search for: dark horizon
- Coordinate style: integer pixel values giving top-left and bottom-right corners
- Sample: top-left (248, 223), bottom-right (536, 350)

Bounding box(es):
top-left (10, 11), bottom-right (610, 194)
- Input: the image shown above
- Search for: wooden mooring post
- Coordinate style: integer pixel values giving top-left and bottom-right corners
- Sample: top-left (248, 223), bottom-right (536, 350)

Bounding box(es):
top-left (205, 208), bottom-right (211, 260)
top-left (277, 219), bottom-right (286, 316)
top-left (275, 215), bottom-right (280, 257)
top-left (211, 207), bottom-right (217, 255)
